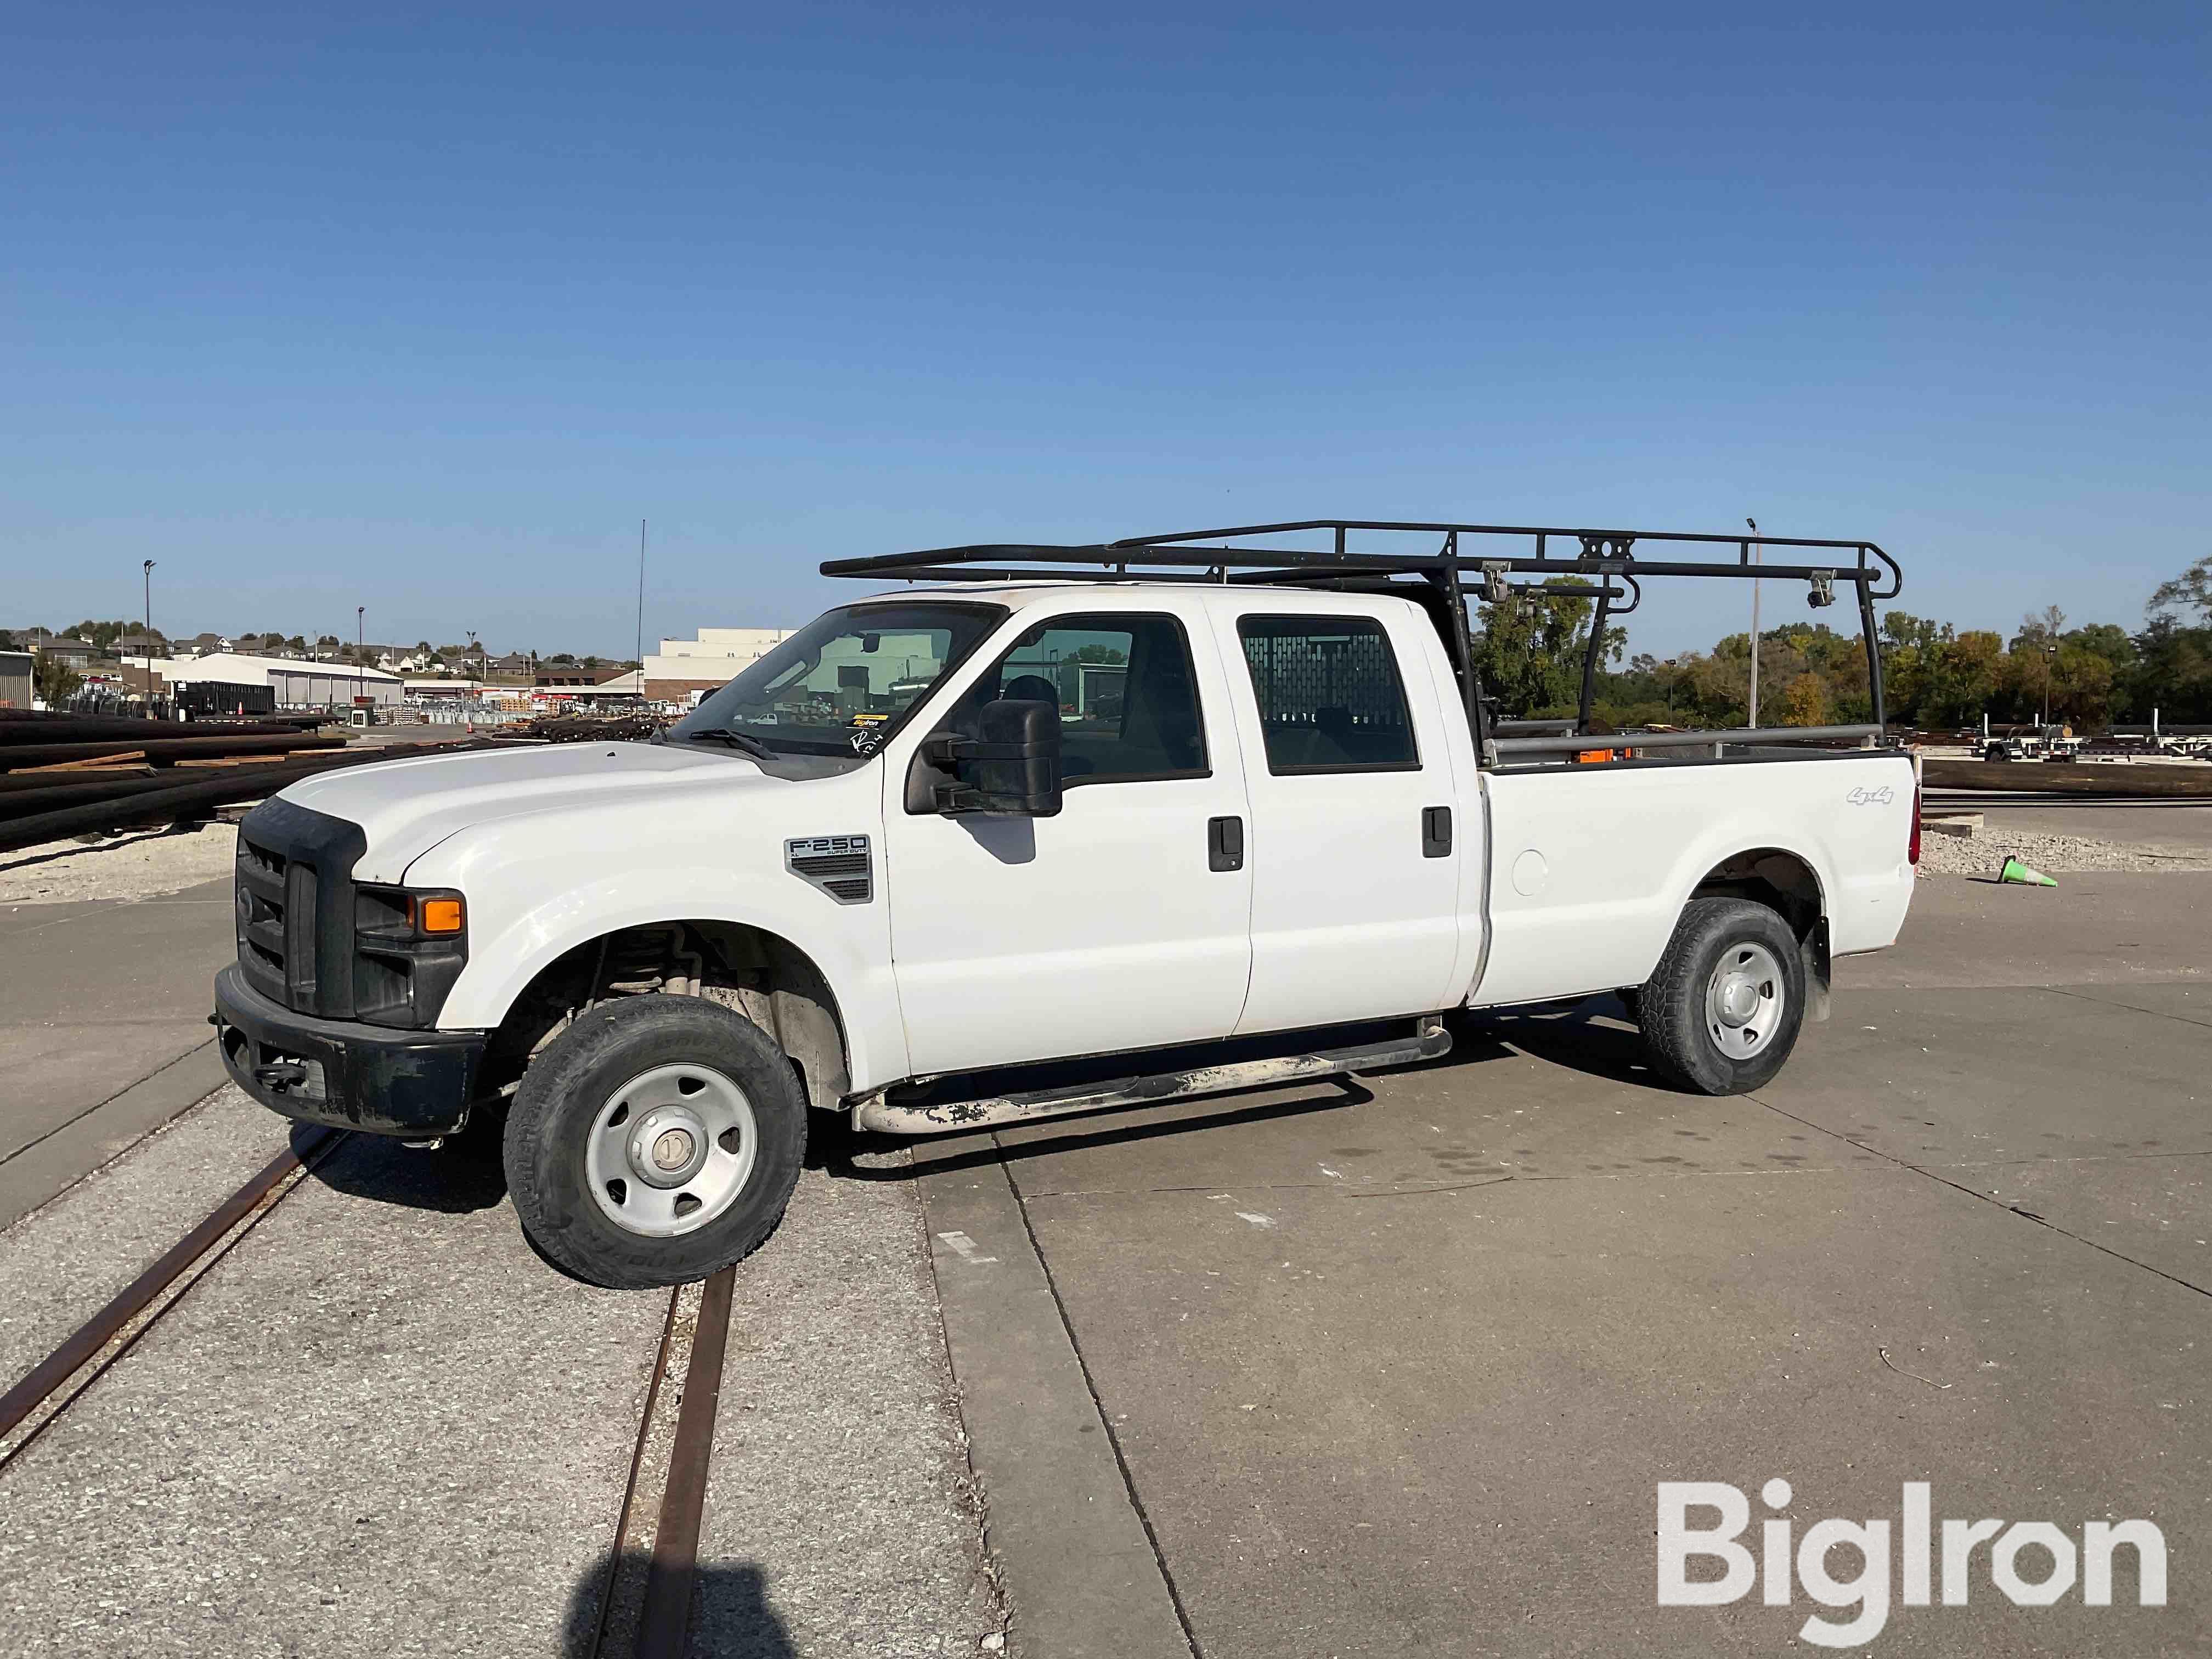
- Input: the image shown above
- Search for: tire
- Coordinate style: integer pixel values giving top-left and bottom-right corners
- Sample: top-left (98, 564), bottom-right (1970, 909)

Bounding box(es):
top-left (1637, 899), bottom-right (1806, 1094)
top-left (504, 996), bottom-right (807, 1289)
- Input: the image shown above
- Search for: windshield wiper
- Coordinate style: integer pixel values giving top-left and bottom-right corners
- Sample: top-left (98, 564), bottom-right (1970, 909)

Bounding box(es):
top-left (680, 726), bottom-right (779, 763)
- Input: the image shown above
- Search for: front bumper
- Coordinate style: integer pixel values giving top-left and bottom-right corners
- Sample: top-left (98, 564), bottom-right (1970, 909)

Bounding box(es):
top-left (213, 963), bottom-right (488, 1137)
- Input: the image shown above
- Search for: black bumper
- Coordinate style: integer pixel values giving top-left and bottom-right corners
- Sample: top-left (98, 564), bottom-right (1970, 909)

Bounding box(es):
top-left (213, 963), bottom-right (487, 1137)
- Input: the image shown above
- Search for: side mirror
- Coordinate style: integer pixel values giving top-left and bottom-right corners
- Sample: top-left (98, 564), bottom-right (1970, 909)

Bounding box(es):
top-left (915, 699), bottom-right (1062, 816)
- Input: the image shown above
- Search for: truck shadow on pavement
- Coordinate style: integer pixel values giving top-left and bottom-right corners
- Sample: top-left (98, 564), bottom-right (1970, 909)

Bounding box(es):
top-left (1463, 996), bottom-right (1683, 1092)
top-left (562, 1550), bottom-right (797, 1658)
top-left (290, 1121), bottom-right (510, 1213)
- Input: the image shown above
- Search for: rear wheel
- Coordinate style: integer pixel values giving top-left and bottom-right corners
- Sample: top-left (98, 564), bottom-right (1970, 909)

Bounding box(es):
top-left (1637, 899), bottom-right (1805, 1094)
top-left (504, 997), bottom-right (806, 1289)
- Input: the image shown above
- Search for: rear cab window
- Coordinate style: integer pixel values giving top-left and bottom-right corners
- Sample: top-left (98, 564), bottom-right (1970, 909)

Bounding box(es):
top-left (1235, 615), bottom-right (1420, 774)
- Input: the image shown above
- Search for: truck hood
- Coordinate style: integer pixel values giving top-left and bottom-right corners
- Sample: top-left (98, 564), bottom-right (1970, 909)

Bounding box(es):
top-left (279, 740), bottom-right (768, 883)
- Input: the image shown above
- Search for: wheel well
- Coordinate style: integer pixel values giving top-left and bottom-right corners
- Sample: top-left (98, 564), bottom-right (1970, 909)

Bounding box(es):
top-left (1686, 848), bottom-right (1831, 1019)
top-left (482, 920), bottom-right (853, 1113)
top-left (1689, 848), bottom-right (1822, 941)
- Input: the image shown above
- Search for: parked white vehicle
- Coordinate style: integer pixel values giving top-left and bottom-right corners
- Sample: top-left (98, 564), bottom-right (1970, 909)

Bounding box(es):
top-left (214, 521), bottom-right (1920, 1286)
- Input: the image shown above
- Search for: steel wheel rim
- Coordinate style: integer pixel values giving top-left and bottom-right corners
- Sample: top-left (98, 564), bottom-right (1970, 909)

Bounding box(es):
top-left (584, 1063), bottom-right (759, 1238)
top-left (1705, 941), bottom-right (1784, 1060)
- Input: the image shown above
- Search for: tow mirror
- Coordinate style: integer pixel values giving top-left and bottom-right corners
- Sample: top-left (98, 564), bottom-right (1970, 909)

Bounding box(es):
top-left (917, 699), bottom-right (1062, 817)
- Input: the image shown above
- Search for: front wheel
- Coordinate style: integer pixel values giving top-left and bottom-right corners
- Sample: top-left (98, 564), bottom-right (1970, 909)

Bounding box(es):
top-left (504, 997), bottom-right (806, 1289)
top-left (1636, 899), bottom-right (1805, 1094)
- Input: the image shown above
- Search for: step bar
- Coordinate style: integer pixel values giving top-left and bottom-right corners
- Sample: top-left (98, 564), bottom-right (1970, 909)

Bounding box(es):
top-left (853, 1017), bottom-right (1451, 1136)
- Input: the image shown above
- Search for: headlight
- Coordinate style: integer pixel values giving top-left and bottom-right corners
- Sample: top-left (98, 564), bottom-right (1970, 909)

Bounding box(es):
top-left (352, 885), bottom-right (470, 1029)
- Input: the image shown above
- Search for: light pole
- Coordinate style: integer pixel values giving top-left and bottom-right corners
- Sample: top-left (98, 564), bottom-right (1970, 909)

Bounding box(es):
top-left (2041, 642), bottom-right (2057, 731)
top-left (141, 560), bottom-right (155, 708)
top-left (1744, 518), bottom-right (1762, 727)
top-left (357, 605), bottom-right (366, 718)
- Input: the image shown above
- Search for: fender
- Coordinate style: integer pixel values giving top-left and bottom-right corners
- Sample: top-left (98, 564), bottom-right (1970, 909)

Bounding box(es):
top-left (427, 867), bottom-right (909, 1092)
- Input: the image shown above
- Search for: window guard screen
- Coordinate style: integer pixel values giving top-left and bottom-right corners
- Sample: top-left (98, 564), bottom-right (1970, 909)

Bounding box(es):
top-left (1238, 616), bottom-right (1420, 774)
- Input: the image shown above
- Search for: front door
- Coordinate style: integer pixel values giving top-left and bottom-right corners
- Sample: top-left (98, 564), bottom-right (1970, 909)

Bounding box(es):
top-left (883, 604), bottom-right (1255, 1076)
top-left (1214, 603), bottom-right (1472, 1034)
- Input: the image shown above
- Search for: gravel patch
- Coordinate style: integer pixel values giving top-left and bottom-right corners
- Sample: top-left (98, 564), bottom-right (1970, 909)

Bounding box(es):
top-left (0, 821), bottom-right (237, 902)
top-left (1916, 821), bottom-right (2212, 877)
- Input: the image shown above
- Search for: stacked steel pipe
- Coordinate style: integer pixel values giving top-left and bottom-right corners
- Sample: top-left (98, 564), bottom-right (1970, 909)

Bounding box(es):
top-left (0, 712), bottom-right (491, 854)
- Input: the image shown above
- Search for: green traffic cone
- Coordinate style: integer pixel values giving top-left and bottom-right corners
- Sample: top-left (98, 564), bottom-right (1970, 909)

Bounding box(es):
top-left (1998, 855), bottom-right (2057, 887)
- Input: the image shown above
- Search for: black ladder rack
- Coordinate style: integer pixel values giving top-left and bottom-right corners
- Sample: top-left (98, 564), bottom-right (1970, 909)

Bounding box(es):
top-left (820, 518), bottom-right (1905, 755)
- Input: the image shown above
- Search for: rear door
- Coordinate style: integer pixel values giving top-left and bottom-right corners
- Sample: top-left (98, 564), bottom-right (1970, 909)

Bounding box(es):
top-left (882, 599), bottom-right (1256, 1075)
top-left (1211, 598), bottom-right (1470, 1034)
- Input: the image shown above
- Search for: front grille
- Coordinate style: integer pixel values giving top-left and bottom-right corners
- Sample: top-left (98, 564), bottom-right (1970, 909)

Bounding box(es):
top-left (235, 836), bottom-right (291, 1006)
top-left (786, 835), bottom-right (872, 905)
top-left (232, 797), bottom-right (368, 1017)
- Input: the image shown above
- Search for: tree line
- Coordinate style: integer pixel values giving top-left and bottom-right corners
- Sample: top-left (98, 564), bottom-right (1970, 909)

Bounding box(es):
top-left (1470, 555), bottom-right (2212, 732)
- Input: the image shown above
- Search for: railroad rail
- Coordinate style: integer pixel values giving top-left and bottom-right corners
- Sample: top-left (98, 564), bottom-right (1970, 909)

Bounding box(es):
top-left (0, 1118), bottom-right (740, 1657)
top-left (0, 1128), bottom-right (343, 1464)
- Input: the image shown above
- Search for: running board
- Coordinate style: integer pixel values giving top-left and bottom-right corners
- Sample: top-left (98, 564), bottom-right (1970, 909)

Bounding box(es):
top-left (853, 1018), bottom-right (1451, 1136)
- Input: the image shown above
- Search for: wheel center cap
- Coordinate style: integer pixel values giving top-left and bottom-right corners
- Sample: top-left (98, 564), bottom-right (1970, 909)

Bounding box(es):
top-left (1717, 977), bottom-right (1762, 1025)
top-left (628, 1106), bottom-right (710, 1188)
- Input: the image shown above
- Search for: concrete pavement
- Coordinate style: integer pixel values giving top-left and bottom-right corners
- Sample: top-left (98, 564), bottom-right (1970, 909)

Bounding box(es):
top-left (918, 870), bottom-right (2211, 1657)
top-left (0, 876), bottom-right (234, 1229)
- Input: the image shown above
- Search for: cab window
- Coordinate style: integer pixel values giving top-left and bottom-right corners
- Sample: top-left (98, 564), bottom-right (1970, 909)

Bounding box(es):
top-left (963, 613), bottom-right (1207, 785)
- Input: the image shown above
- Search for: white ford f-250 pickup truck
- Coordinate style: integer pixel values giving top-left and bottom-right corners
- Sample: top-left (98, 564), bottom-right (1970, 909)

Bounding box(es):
top-left (213, 519), bottom-right (1918, 1287)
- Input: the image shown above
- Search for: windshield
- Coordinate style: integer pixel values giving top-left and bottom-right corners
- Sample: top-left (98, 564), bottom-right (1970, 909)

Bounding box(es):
top-left (669, 602), bottom-right (1005, 757)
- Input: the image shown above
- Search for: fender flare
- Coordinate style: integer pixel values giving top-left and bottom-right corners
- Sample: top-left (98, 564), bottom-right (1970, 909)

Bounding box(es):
top-left (435, 884), bottom-right (899, 1090)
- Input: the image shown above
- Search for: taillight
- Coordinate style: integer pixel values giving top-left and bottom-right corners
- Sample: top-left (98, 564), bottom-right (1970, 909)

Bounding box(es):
top-left (1908, 780), bottom-right (1922, 865)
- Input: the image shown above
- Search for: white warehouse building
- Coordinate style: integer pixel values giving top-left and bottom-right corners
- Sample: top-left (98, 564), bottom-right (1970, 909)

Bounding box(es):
top-left (643, 627), bottom-right (793, 702)
top-left (138, 652), bottom-right (406, 710)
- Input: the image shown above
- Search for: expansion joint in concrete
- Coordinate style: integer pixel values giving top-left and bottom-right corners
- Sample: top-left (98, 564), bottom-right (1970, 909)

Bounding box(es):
top-left (1000, 1148), bottom-right (1205, 1659)
top-left (1751, 1095), bottom-right (2212, 1305)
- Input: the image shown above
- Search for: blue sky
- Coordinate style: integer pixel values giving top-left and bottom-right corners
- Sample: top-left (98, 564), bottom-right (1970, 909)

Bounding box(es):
top-left (4, 3), bottom-right (2205, 657)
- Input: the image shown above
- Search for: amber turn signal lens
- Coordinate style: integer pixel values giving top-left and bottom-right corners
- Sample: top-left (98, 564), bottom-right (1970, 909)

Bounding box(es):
top-left (419, 897), bottom-right (465, 934)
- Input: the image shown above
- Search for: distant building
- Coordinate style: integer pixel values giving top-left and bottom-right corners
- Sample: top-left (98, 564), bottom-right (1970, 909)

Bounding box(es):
top-left (534, 665), bottom-right (630, 689)
top-left (644, 626), bottom-right (792, 703)
top-left (140, 651), bottom-right (405, 710)
top-left (533, 667), bottom-right (643, 707)
top-left (37, 637), bottom-right (100, 669)
top-left (404, 678), bottom-right (484, 700)
top-left (0, 650), bottom-right (32, 709)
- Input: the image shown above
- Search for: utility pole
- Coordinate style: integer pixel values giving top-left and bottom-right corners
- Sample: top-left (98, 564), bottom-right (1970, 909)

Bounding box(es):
top-left (357, 605), bottom-right (366, 718)
top-left (1744, 518), bottom-right (1762, 727)
top-left (2041, 642), bottom-right (2057, 731)
top-left (636, 518), bottom-right (647, 681)
top-left (141, 560), bottom-right (155, 708)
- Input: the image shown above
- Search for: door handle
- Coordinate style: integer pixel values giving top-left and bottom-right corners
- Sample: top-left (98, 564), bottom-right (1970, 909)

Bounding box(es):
top-left (1422, 806), bottom-right (1453, 858)
top-left (1207, 816), bottom-right (1244, 872)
